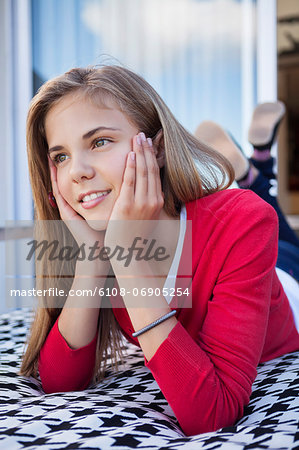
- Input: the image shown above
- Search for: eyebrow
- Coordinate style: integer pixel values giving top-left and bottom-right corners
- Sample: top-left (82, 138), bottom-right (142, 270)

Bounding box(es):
top-left (83, 126), bottom-right (121, 139)
top-left (48, 126), bottom-right (121, 154)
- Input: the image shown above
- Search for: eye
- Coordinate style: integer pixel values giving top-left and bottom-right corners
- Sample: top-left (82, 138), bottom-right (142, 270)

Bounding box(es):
top-left (93, 138), bottom-right (111, 148)
top-left (53, 153), bottom-right (69, 164)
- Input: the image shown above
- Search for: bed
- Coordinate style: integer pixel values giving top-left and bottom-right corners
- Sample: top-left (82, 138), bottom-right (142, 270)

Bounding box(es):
top-left (0, 308), bottom-right (298, 449)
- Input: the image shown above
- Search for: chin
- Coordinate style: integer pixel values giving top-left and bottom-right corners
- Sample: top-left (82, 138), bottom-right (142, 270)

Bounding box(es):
top-left (86, 218), bottom-right (108, 231)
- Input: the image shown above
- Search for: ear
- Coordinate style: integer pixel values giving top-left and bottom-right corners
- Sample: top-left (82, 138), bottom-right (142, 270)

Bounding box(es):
top-left (152, 129), bottom-right (165, 168)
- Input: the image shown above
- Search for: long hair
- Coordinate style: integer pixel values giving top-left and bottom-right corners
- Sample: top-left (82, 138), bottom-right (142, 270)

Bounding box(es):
top-left (19, 65), bottom-right (234, 385)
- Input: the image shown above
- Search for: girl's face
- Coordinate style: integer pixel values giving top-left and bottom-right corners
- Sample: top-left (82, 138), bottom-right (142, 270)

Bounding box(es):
top-left (45, 94), bottom-right (140, 228)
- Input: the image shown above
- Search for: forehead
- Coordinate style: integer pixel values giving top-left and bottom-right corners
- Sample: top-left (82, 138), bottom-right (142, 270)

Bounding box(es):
top-left (44, 91), bottom-right (137, 143)
top-left (46, 91), bottom-right (118, 120)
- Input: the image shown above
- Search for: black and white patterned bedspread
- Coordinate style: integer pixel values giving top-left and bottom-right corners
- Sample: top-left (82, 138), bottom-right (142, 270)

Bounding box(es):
top-left (0, 308), bottom-right (298, 449)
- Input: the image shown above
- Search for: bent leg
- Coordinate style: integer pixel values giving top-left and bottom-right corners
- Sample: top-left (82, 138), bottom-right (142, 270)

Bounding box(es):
top-left (194, 117), bottom-right (299, 248)
top-left (276, 240), bottom-right (299, 282)
top-left (249, 156), bottom-right (276, 181)
top-left (248, 170), bottom-right (299, 248)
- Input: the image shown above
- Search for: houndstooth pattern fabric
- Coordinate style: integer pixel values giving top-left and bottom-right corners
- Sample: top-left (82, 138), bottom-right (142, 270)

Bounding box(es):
top-left (0, 308), bottom-right (298, 449)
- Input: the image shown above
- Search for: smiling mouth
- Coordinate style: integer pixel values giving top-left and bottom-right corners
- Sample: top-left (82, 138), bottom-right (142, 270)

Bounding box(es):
top-left (80, 190), bottom-right (112, 209)
top-left (80, 190), bottom-right (112, 203)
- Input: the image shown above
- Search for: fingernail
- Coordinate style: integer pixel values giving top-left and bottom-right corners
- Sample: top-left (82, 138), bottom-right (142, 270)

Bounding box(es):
top-left (136, 135), bottom-right (141, 145)
top-left (130, 152), bottom-right (135, 161)
top-left (140, 132), bottom-right (146, 142)
top-left (147, 138), bottom-right (152, 147)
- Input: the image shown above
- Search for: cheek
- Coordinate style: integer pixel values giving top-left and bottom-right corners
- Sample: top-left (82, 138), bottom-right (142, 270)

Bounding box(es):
top-left (56, 170), bottom-right (71, 200)
top-left (101, 154), bottom-right (129, 191)
top-left (113, 160), bottom-right (129, 191)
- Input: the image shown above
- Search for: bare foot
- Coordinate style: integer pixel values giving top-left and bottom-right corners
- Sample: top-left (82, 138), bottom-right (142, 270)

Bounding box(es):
top-left (248, 101), bottom-right (285, 148)
top-left (195, 120), bottom-right (249, 180)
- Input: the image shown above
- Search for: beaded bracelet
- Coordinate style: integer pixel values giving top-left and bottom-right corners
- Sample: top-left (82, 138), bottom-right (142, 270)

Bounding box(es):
top-left (132, 310), bottom-right (177, 338)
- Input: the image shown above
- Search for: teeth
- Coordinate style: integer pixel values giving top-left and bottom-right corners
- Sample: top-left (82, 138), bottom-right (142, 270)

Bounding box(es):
top-left (81, 191), bottom-right (110, 203)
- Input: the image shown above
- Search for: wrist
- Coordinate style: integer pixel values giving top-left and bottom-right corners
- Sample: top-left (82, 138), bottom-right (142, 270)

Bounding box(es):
top-left (75, 259), bottom-right (111, 277)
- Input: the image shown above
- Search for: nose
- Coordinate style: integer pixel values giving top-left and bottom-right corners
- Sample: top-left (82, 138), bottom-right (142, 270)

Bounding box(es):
top-left (69, 154), bottom-right (95, 183)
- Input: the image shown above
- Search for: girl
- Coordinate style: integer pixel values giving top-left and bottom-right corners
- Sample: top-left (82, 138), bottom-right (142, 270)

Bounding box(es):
top-left (19, 66), bottom-right (299, 436)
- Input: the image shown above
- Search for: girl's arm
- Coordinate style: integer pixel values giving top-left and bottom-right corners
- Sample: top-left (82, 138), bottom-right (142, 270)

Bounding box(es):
top-left (104, 133), bottom-right (178, 360)
top-left (38, 260), bottom-right (110, 394)
top-left (105, 134), bottom-right (283, 436)
top-left (38, 159), bottom-right (111, 393)
top-left (57, 260), bottom-right (106, 350)
top-left (110, 183), bottom-right (294, 436)
top-left (141, 195), bottom-right (290, 436)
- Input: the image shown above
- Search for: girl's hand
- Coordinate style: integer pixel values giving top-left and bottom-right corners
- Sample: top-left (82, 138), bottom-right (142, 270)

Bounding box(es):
top-left (104, 132), bottom-right (164, 253)
top-left (48, 156), bottom-right (106, 253)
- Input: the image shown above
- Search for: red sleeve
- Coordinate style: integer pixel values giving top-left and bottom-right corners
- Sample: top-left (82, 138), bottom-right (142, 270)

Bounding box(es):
top-left (145, 194), bottom-right (279, 436)
top-left (38, 317), bottom-right (98, 394)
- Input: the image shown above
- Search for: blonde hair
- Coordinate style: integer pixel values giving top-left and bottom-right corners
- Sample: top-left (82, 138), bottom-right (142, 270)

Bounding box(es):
top-left (19, 65), bottom-right (234, 385)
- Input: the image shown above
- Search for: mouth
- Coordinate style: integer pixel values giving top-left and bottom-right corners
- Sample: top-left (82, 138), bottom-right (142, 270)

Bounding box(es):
top-left (79, 190), bottom-right (112, 209)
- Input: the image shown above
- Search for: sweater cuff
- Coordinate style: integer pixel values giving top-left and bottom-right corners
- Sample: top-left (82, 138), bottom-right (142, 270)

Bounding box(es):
top-left (144, 321), bottom-right (213, 384)
top-left (38, 318), bottom-right (99, 393)
top-left (54, 317), bottom-right (99, 352)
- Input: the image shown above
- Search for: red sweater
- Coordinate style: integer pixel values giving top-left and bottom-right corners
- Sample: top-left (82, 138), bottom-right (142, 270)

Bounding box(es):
top-left (38, 189), bottom-right (299, 436)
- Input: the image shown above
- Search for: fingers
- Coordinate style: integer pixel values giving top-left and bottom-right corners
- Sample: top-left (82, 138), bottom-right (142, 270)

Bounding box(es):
top-left (47, 156), bottom-right (78, 220)
top-left (48, 156), bottom-right (59, 200)
top-left (143, 133), bottom-right (164, 211)
top-left (134, 133), bottom-right (150, 201)
top-left (132, 132), bottom-right (164, 214)
top-left (48, 156), bottom-right (61, 205)
top-left (140, 135), bottom-right (158, 201)
top-left (119, 150), bottom-right (136, 207)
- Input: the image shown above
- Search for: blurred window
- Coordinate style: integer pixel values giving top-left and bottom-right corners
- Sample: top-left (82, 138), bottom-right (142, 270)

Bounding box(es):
top-left (32, 0), bottom-right (257, 147)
